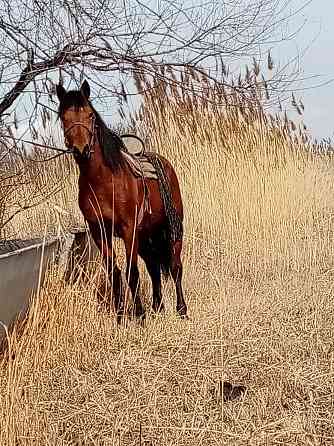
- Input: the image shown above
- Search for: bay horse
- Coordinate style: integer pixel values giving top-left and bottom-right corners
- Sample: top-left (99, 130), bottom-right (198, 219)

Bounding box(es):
top-left (56, 80), bottom-right (188, 321)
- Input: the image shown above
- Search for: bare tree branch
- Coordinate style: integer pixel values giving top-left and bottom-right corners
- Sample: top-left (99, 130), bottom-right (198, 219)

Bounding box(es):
top-left (0, 45), bottom-right (74, 116)
top-left (0, 0), bottom-right (308, 124)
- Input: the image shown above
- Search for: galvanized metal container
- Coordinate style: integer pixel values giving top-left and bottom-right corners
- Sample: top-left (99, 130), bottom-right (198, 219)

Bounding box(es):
top-left (0, 238), bottom-right (60, 341)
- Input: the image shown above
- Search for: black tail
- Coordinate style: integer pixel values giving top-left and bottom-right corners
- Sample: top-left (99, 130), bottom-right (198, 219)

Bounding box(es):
top-left (143, 153), bottom-right (183, 277)
top-left (146, 153), bottom-right (183, 245)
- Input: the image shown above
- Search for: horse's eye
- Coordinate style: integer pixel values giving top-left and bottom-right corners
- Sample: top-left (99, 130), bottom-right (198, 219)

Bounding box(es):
top-left (89, 112), bottom-right (94, 118)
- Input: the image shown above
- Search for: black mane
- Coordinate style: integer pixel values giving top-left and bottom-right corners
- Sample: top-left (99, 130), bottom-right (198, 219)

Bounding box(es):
top-left (58, 90), bottom-right (126, 171)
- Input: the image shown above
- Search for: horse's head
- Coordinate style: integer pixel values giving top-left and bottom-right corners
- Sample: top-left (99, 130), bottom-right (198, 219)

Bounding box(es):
top-left (56, 80), bottom-right (95, 157)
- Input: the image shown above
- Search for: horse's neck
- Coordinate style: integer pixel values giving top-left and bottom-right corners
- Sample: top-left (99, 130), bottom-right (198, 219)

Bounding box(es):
top-left (77, 141), bottom-right (106, 177)
top-left (77, 140), bottom-right (125, 182)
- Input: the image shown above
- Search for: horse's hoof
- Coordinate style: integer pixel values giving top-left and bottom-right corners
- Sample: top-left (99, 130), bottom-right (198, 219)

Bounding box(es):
top-left (116, 313), bottom-right (125, 325)
top-left (97, 303), bottom-right (111, 314)
top-left (151, 311), bottom-right (165, 320)
top-left (152, 302), bottom-right (165, 314)
top-left (138, 313), bottom-right (146, 327)
top-left (133, 308), bottom-right (146, 323)
top-left (177, 308), bottom-right (189, 320)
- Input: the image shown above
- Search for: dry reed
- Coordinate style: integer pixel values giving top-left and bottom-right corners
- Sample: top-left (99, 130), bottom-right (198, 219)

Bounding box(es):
top-left (1, 70), bottom-right (334, 445)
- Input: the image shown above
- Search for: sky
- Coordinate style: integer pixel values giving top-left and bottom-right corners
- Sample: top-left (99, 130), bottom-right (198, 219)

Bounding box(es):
top-left (7, 0), bottom-right (334, 142)
top-left (278, 0), bottom-right (334, 139)
top-left (47, 1), bottom-right (334, 141)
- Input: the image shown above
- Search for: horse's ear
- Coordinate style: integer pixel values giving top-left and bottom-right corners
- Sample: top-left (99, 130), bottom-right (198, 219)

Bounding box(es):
top-left (56, 84), bottom-right (66, 102)
top-left (80, 80), bottom-right (90, 99)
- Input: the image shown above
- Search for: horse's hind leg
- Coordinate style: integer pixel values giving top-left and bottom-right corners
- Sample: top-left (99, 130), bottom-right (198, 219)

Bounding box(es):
top-left (139, 242), bottom-right (164, 313)
top-left (171, 240), bottom-right (188, 318)
top-left (124, 232), bottom-right (145, 320)
top-left (147, 260), bottom-right (164, 313)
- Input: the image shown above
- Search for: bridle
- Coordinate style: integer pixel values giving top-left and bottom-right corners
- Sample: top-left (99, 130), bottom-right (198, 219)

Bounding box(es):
top-left (63, 113), bottom-right (96, 161)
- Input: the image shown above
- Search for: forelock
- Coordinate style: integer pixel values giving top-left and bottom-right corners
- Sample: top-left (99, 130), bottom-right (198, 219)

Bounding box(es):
top-left (58, 91), bottom-right (89, 116)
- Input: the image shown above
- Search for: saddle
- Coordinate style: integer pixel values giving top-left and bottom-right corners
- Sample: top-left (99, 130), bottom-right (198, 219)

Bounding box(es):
top-left (120, 134), bottom-right (158, 181)
top-left (120, 134), bottom-right (156, 225)
top-left (120, 134), bottom-right (183, 242)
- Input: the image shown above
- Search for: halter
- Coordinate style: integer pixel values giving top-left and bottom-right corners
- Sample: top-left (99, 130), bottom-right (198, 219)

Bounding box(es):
top-left (63, 113), bottom-right (96, 161)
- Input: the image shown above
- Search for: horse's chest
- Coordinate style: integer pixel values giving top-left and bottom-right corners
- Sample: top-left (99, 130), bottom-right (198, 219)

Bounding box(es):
top-left (79, 182), bottom-right (132, 226)
top-left (78, 186), bottom-right (115, 222)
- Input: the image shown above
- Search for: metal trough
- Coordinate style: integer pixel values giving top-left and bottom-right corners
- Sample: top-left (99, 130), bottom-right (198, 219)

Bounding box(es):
top-left (0, 238), bottom-right (60, 342)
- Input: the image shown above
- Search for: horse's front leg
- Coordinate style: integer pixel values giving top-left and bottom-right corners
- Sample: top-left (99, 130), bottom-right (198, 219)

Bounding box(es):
top-left (123, 228), bottom-right (145, 321)
top-left (89, 226), bottom-right (124, 320)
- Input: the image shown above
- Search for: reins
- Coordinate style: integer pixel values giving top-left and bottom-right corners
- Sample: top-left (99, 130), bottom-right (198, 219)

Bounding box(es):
top-left (2, 134), bottom-right (74, 162)
top-left (3, 134), bottom-right (74, 154)
top-left (3, 120), bottom-right (146, 163)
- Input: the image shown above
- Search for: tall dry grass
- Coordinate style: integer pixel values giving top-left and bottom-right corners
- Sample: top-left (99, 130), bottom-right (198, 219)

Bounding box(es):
top-left (1, 73), bottom-right (334, 445)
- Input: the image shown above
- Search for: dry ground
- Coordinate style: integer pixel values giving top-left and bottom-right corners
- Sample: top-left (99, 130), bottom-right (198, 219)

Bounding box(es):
top-left (1, 91), bottom-right (334, 445)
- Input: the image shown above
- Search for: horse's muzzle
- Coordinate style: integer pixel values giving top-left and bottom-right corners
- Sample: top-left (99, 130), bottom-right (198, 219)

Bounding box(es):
top-left (72, 145), bottom-right (92, 162)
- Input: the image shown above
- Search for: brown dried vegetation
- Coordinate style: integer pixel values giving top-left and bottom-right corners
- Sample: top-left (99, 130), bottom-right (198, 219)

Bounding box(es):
top-left (1, 68), bottom-right (334, 445)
